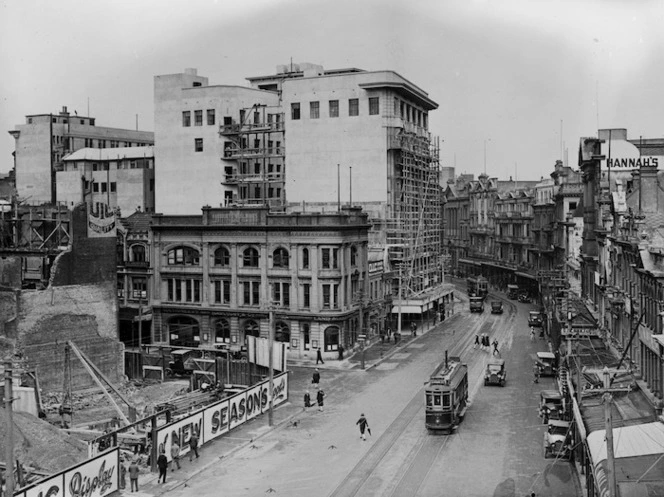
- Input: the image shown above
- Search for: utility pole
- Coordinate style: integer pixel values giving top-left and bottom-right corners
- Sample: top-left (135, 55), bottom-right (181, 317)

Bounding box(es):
top-left (4, 360), bottom-right (15, 496)
top-left (138, 298), bottom-right (143, 352)
top-left (268, 306), bottom-right (275, 427)
top-left (397, 264), bottom-right (403, 339)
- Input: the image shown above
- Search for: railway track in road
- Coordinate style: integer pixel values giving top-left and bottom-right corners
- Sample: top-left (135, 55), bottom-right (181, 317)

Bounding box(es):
top-left (328, 293), bottom-right (520, 497)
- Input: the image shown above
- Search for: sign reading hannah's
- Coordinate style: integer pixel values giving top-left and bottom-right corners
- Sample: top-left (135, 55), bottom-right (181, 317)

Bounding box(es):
top-left (606, 156), bottom-right (659, 168)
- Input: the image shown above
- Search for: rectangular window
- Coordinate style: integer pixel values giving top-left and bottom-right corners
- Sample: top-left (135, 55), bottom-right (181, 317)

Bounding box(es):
top-left (272, 282), bottom-right (290, 307)
top-left (207, 109), bottom-right (215, 125)
top-left (101, 182), bottom-right (108, 193)
top-left (194, 110), bottom-right (203, 126)
top-left (303, 283), bottom-right (310, 308)
top-left (322, 283), bottom-right (339, 309)
top-left (310, 101), bottom-right (320, 119)
top-left (349, 98), bottom-right (359, 116)
top-left (369, 97), bottom-right (379, 115)
top-left (329, 100), bottom-right (339, 118)
top-left (291, 103), bottom-right (301, 120)
top-left (321, 248), bottom-right (339, 269)
top-left (242, 281), bottom-right (260, 306)
top-left (110, 182), bottom-right (117, 193)
top-left (214, 280), bottom-right (231, 304)
top-left (195, 138), bottom-right (203, 152)
top-left (182, 111), bottom-right (191, 127)
top-left (93, 182), bottom-right (99, 193)
top-left (132, 278), bottom-right (147, 299)
top-left (166, 278), bottom-right (200, 303)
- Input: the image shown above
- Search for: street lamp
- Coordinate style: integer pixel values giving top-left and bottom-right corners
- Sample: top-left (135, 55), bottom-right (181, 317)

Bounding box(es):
top-left (354, 283), bottom-right (367, 370)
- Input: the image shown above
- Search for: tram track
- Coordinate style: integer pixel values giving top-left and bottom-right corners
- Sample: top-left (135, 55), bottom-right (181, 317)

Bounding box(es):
top-left (329, 293), bottom-right (520, 497)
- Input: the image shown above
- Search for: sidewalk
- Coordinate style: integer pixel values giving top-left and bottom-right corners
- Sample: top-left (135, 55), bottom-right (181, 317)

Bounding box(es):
top-left (120, 309), bottom-right (463, 496)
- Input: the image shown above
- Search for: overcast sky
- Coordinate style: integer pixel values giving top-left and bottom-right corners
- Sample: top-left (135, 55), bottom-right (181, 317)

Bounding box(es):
top-left (2, 0), bottom-right (663, 181)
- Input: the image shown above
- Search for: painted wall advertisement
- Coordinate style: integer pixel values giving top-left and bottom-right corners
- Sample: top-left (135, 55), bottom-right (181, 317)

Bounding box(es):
top-left (158, 372), bottom-right (289, 462)
top-left (17, 449), bottom-right (119, 497)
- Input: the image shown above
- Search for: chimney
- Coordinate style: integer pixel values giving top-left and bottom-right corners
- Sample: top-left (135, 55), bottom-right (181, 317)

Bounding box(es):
top-left (639, 161), bottom-right (659, 214)
top-left (61, 106), bottom-right (69, 116)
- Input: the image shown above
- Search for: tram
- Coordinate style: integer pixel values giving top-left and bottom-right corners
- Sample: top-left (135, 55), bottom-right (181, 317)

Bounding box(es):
top-left (466, 276), bottom-right (489, 298)
top-left (424, 355), bottom-right (469, 433)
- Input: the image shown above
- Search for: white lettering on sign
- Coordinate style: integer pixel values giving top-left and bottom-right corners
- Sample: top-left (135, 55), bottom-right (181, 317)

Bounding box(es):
top-left (607, 157), bottom-right (659, 168)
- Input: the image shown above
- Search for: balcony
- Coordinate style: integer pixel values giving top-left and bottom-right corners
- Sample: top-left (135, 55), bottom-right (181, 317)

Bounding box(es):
top-left (124, 260), bottom-right (149, 269)
top-left (223, 147), bottom-right (285, 160)
top-left (221, 172), bottom-right (284, 185)
top-left (219, 121), bottom-right (285, 135)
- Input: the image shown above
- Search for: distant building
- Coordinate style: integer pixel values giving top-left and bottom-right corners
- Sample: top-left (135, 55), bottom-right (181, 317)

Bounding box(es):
top-left (8, 106), bottom-right (154, 204)
top-left (58, 146), bottom-right (155, 216)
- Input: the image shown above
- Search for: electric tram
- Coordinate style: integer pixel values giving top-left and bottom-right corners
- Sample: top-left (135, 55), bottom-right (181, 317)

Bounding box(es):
top-left (424, 355), bottom-right (469, 433)
top-left (466, 275), bottom-right (489, 298)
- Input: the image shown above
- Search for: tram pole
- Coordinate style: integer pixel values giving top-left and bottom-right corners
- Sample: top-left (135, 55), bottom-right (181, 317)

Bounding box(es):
top-left (268, 307), bottom-right (274, 427)
top-left (4, 360), bottom-right (16, 496)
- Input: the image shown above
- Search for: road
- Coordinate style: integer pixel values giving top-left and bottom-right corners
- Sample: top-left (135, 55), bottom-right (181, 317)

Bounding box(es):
top-left (164, 288), bottom-right (581, 497)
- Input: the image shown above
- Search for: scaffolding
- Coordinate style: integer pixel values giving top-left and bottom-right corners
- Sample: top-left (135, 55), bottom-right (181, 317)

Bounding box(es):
top-left (219, 104), bottom-right (285, 209)
top-left (387, 128), bottom-right (442, 297)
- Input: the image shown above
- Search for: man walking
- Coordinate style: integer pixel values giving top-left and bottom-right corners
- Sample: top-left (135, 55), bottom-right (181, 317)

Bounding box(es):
top-left (170, 441), bottom-right (181, 472)
top-left (356, 413), bottom-right (370, 441)
top-left (188, 432), bottom-right (199, 461)
top-left (317, 389), bottom-right (325, 411)
top-left (157, 448), bottom-right (168, 484)
top-left (312, 368), bottom-right (320, 388)
top-left (492, 339), bottom-right (500, 357)
top-left (316, 347), bottom-right (325, 364)
top-left (338, 344), bottom-right (344, 361)
top-left (304, 390), bottom-right (312, 409)
top-left (128, 458), bottom-right (140, 492)
top-left (474, 334), bottom-right (480, 349)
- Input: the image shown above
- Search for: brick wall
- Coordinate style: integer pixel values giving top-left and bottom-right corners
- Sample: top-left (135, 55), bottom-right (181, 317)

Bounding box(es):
top-left (17, 282), bottom-right (123, 391)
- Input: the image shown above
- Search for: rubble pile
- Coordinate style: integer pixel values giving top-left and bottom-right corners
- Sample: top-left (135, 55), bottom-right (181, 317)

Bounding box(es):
top-left (0, 407), bottom-right (87, 473)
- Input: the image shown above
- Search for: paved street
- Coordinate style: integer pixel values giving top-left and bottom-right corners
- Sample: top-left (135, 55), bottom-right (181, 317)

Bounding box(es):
top-left (121, 283), bottom-right (582, 497)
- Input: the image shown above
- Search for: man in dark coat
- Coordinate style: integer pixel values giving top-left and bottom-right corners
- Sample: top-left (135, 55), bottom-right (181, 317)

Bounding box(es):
top-left (356, 413), bottom-right (370, 441)
top-left (317, 389), bottom-right (325, 411)
top-left (188, 432), bottom-right (199, 461)
top-left (157, 448), bottom-right (168, 484)
top-left (316, 347), bottom-right (325, 364)
top-left (304, 390), bottom-right (312, 409)
top-left (312, 368), bottom-right (320, 387)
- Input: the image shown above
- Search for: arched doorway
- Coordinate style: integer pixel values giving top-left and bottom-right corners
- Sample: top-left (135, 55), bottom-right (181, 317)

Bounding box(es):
top-left (275, 321), bottom-right (290, 343)
top-left (242, 319), bottom-right (260, 344)
top-left (324, 326), bottom-right (340, 352)
top-left (214, 318), bottom-right (231, 345)
top-left (168, 316), bottom-right (200, 347)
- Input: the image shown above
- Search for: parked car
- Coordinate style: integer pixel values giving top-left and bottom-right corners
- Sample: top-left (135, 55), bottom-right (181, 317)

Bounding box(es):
top-left (484, 359), bottom-right (506, 386)
top-left (543, 419), bottom-right (572, 459)
top-left (518, 292), bottom-right (532, 303)
top-left (490, 301), bottom-right (504, 314)
top-left (507, 284), bottom-right (519, 299)
top-left (535, 352), bottom-right (557, 376)
top-left (538, 389), bottom-right (565, 423)
top-left (528, 310), bottom-right (543, 327)
top-left (166, 349), bottom-right (201, 377)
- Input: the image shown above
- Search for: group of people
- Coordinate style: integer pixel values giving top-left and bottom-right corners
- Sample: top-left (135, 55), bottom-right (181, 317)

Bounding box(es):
top-left (474, 333), bottom-right (500, 356)
top-left (304, 368), bottom-right (325, 411)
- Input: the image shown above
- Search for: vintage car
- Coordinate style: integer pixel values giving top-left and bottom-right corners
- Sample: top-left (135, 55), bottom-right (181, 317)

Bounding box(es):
top-left (507, 284), bottom-right (519, 300)
top-left (490, 301), bottom-right (504, 314)
top-left (528, 310), bottom-right (543, 327)
top-left (518, 292), bottom-right (532, 303)
top-left (543, 419), bottom-right (572, 459)
top-left (536, 352), bottom-right (557, 376)
top-left (166, 349), bottom-right (202, 377)
top-left (538, 389), bottom-right (565, 423)
top-left (469, 296), bottom-right (485, 313)
top-left (484, 359), bottom-right (506, 386)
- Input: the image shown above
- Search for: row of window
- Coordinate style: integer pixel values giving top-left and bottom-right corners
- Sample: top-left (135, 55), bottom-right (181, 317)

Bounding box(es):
top-left (183, 109), bottom-right (216, 127)
top-left (291, 97), bottom-right (379, 120)
top-left (167, 246), bottom-right (355, 269)
top-left (164, 278), bottom-right (340, 309)
top-left (82, 138), bottom-right (148, 148)
top-left (85, 180), bottom-right (117, 193)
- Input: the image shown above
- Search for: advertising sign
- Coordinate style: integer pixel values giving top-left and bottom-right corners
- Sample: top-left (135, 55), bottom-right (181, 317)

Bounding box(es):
top-left (156, 412), bottom-right (203, 462)
top-left (202, 398), bottom-right (231, 443)
top-left (23, 479), bottom-right (64, 497)
top-left (63, 449), bottom-right (118, 497)
top-left (227, 391), bottom-right (248, 430)
top-left (270, 372), bottom-right (288, 408)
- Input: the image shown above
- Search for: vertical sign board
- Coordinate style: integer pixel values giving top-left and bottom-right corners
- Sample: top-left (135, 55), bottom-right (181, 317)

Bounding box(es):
top-left (202, 398), bottom-right (231, 443)
top-left (269, 372), bottom-right (288, 409)
top-left (18, 449), bottom-right (119, 497)
top-left (155, 412), bottom-right (203, 462)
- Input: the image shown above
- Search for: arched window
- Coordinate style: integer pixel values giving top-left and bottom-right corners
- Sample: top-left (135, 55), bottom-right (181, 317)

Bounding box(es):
top-left (131, 244), bottom-right (146, 263)
top-left (168, 316), bottom-right (200, 347)
top-left (168, 246), bottom-right (200, 265)
top-left (324, 326), bottom-right (340, 352)
top-left (302, 248), bottom-right (309, 269)
top-left (273, 247), bottom-right (289, 268)
top-left (275, 321), bottom-right (290, 343)
top-left (243, 320), bottom-right (260, 341)
top-left (214, 319), bottom-right (231, 344)
top-left (350, 245), bottom-right (357, 267)
top-left (243, 247), bottom-right (259, 267)
top-left (214, 246), bottom-right (230, 267)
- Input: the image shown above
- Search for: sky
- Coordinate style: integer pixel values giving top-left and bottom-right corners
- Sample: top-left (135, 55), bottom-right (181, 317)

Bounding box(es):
top-left (2, 0), bottom-right (664, 181)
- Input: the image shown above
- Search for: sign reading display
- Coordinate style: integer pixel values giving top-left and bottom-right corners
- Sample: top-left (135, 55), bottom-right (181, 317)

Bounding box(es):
top-left (64, 449), bottom-right (118, 497)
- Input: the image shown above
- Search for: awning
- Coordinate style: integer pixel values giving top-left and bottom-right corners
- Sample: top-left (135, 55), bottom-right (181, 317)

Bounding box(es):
top-left (391, 305), bottom-right (422, 314)
top-left (515, 271), bottom-right (537, 280)
top-left (587, 422), bottom-right (664, 497)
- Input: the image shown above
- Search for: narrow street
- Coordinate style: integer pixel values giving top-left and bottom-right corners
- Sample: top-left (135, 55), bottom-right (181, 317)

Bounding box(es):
top-left (133, 285), bottom-right (582, 497)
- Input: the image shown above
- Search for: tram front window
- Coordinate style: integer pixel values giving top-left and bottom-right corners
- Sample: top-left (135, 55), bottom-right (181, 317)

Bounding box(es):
top-left (426, 393), bottom-right (433, 407)
top-left (442, 393), bottom-right (451, 409)
top-left (434, 393), bottom-right (442, 406)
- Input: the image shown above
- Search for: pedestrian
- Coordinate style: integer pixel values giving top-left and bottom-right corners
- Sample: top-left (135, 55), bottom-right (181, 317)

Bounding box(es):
top-left (474, 334), bottom-right (480, 349)
top-left (530, 327), bottom-right (535, 341)
top-left (394, 332), bottom-right (398, 345)
top-left (157, 448), bottom-right (168, 484)
top-left (119, 459), bottom-right (127, 489)
top-left (170, 441), bottom-right (181, 472)
top-left (356, 413), bottom-right (371, 441)
top-left (533, 364), bottom-right (540, 384)
top-left (188, 432), bottom-right (199, 461)
top-left (128, 459), bottom-right (140, 492)
top-left (316, 347), bottom-right (325, 364)
top-left (304, 390), bottom-right (312, 409)
top-left (411, 322), bottom-right (417, 337)
top-left (312, 368), bottom-right (320, 387)
top-left (492, 339), bottom-right (500, 356)
top-left (338, 344), bottom-right (344, 361)
top-left (317, 389), bottom-right (325, 411)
